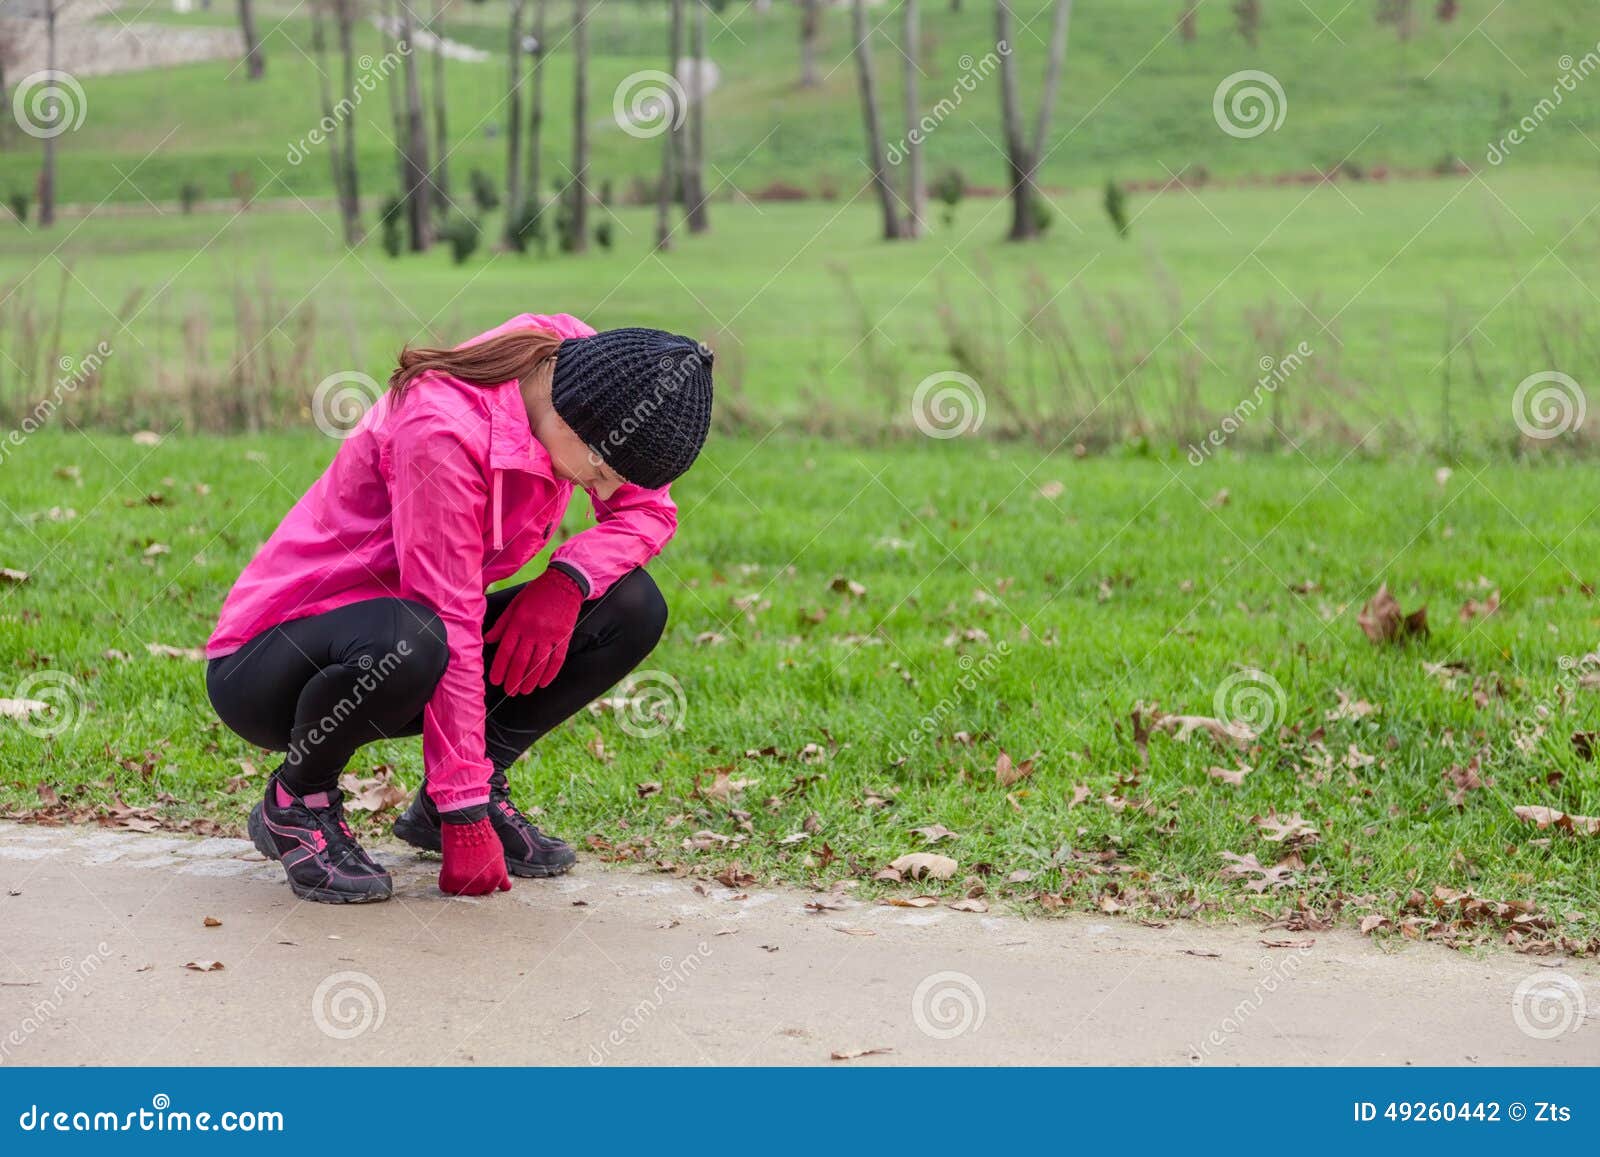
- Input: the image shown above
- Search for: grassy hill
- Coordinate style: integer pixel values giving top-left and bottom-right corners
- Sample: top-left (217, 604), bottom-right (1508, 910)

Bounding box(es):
top-left (2, 0), bottom-right (1597, 206)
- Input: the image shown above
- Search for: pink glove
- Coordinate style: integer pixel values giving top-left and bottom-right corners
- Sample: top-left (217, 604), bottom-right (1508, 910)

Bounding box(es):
top-left (439, 817), bottom-right (512, 895)
top-left (484, 568), bottom-right (583, 696)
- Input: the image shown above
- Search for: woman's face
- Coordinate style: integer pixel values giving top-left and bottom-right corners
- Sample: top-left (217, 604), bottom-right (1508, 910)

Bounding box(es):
top-left (533, 407), bottom-right (628, 500)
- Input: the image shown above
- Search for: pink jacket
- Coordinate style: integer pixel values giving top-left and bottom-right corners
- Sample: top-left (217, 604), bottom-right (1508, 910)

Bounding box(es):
top-left (207, 313), bottom-right (678, 811)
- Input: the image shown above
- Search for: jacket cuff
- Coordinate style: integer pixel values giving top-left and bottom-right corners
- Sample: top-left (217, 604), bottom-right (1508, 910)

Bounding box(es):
top-left (427, 771), bottom-right (492, 814)
top-left (547, 559), bottom-right (592, 599)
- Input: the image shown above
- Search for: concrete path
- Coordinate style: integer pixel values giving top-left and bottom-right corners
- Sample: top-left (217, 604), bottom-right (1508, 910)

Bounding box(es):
top-left (0, 822), bottom-right (1595, 1067)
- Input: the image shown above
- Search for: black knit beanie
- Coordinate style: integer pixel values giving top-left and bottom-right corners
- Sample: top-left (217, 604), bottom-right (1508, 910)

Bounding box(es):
top-left (549, 327), bottom-right (714, 490)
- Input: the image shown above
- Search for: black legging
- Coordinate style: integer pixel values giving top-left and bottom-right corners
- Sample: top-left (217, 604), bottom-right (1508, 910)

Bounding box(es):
top-left (206, 568), bottom-right (667, 796)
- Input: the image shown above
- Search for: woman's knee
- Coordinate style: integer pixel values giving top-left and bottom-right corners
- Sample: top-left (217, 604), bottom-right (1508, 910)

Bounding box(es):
top-left (602, 569), bottom-right (668, 654)
top-left (346, 598), bottom-right (450, 698)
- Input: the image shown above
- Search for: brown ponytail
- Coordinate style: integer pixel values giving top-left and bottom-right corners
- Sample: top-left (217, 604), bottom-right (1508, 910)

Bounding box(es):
top-left (388, 327), bottom-right (563, 403)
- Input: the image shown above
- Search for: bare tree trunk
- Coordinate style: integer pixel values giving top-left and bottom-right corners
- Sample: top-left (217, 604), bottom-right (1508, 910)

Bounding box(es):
top-left (334, 0), bottom-right (363, 244)
top-left (383, 0), bottom-right (410, 197)
top-left (570, 0), bottom-right (589, 252)
top-left (997, 0), bottom-right (1063, 241)
top-left (668, 0), bottom-right (686, 209)
top-left (311, 3), bottom-right (348, 230)
top-left (504, 0), bottom-right (526, 245)
top-left (237, 0), bottom-right (266, 79)
top-left (1032, 0), bottom-right (1072, 161)
top-left (901, 0), bottom-right (923, 238)
top-left (38, 0), bottom-right (58, 226)
top-left (525, 0), bottom-right (547, 226)
top-left (851, 0), bottom-right (901, 240)
top-left (685, 0), bottom-right (709, 233)
top-left (798, 0), bottom-right (819, 88)
top-left (655, 0), bottom-right (679, 251)
top-left (430, 0), bottom-right (452, 209)
top-left (397, 0), bottom-right (433, 249)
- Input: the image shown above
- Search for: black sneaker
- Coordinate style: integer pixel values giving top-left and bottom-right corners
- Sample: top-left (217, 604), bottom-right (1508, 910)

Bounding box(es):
top-left (393, 772), bottom-right (577, 878)
top-left (248, 776), bottom-right (393, 904)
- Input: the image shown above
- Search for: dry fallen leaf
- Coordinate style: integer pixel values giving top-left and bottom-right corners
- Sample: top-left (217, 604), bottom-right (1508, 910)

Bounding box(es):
top-left (1359, 914), bottom-right (1392, 935)
top-left (0, 567), bottom-right (28, 584)
top-left (888, 852), bottom-right (958, 880)
top-left (202, 916), bottom-right (222, 928)
top-left (1206, 764), bottom-right (1253, 786)
top-left (947, 897), bottom-right (989, 913)
top-left (880, 895), bottom-right (940, 908)
top-left (1357, 582), bottom-right (1428, 645)
top-left (995, 750), bottom-right (1036, 787)
top-left (1513, 806), bottom-right (1600, 836)
top-left (339, 769), bottom-right (408, 813)
top-left (0, 698), bottom-right (49, 721)
top-left (146, 642), bottom-right (205, 661)
top-left (183, 960), bottom-right (225, 972)
top-left (635, 781), bottom-right (662, 799)
top-left (830, 1046), bottom-right (893, 1061)
top-left (803, 894), bottom-right (850, 913)
top-left (1459, 590), bottom-right (1500, 621)
top-left (1260, 937), bottom-right (1315, 949)
top-left (911, 823), bottom-right (959, 844)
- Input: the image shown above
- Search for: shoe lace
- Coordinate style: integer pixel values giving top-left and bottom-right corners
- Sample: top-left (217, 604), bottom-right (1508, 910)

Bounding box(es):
top-left (307, 793), bottom-right (365, 859)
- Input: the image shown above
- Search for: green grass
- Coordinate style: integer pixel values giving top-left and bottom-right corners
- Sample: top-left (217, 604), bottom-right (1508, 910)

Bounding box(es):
top-left (2, 431), bottom-right (1598, 946)
top-left (6, 0), bottom-right (1598, 207)
top-left (4, 172), bottom-right (1597, 454)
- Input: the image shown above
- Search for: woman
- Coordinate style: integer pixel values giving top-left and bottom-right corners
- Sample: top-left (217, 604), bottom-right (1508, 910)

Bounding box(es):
top-left (205, 314), bottom-right (713, 902)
